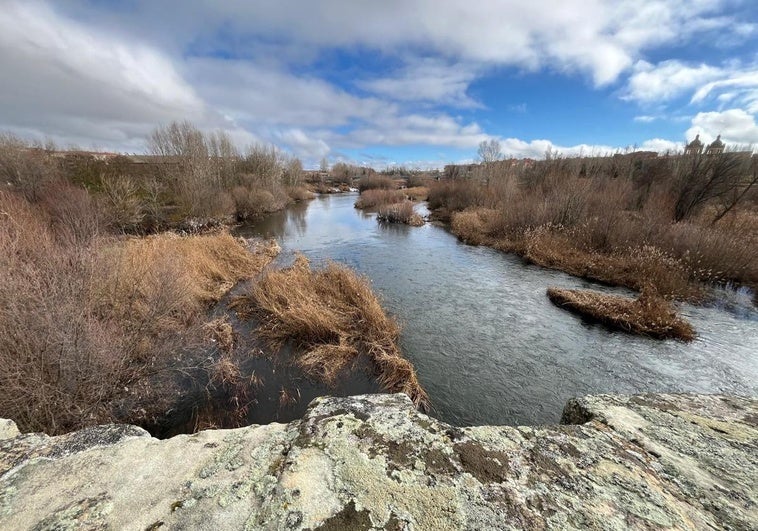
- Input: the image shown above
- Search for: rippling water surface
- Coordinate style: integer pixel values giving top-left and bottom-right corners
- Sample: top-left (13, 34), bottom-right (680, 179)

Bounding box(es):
top-left (237, 193), bottom-right (758, 426)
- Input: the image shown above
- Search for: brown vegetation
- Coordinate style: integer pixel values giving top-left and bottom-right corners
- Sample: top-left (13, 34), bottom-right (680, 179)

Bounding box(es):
top-left (431, 151), bottom-right (758, 302)
top-left (0, 186), bottom-right (280, 435)
top-left (357, 174), bottom-right (395, 192)
top-left (377, 201), bottom-right (425, 226)
top-left (231, 255), bottom-right (429, 409)
top-left (354, 189), bottom-right (406, 209)
top-left (1, 122), bottom-right (308, 233)
top-left (547, 287), bottom-right (695, 341)
top-left (287, 185), bottom-right (316, 202)
top-left (403, 186), bottom-right (429, 201)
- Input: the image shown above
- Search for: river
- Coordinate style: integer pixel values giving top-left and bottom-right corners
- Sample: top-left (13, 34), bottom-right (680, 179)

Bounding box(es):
top-left (236, 193), bottom-right (758, 426)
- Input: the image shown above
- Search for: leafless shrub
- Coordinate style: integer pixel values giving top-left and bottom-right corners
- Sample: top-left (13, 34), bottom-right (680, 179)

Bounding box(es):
top-left (0, 133), bottom-right (61, 200)
top-left (430, 149), bottom-right (758, 298)
top-left (100, 175), bottom-right (145, 231)
top-left (377, 201), bottom-right (424, 226)
top-left (354, 189), bottom-right (406, 209)
top-left (358, 175), bottom-right (395, 192)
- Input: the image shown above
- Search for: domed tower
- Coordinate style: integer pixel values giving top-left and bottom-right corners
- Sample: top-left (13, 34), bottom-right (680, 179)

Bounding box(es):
top-left (706, 134), bottom-right (724, 155)
top-left (685, 134), bottom-right (703, 155)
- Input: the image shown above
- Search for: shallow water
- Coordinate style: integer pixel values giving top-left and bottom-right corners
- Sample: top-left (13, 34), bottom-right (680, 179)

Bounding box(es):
top-left (237, 193), bottom-right (758, 426)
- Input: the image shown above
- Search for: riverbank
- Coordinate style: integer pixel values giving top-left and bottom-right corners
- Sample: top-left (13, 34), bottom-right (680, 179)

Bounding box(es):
top-left (2, 127), bottom-right (436, 436)
top-left (427, 153), bottom-right (758, 337)
top-left (2, 392), bottom-right (755, 529)
top-left (0, 187), bottom-right (285, 435)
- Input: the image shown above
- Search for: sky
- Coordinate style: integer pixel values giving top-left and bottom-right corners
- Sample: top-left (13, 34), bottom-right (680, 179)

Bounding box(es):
top-left (1, 0), bottom-right (757, 168)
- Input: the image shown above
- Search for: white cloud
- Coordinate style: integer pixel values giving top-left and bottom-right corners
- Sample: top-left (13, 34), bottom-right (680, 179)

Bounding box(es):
top-left (686, 109), bottom-right (758, 145)
top-left (623, 59), bottom-right (758, 116)
top-left (691, 69), bottom-right (758, 112)
top-left (347, 114), bottom-right (489, 150)
top-left (61, 0), bottom-right (740, 86)
top-left (275, 129), bottom-right (331, 160)
top-left (187, 58), bottom-right (389, 128)
top-left (638, 138), bottom-right (683, 152)
top-left (0, 1), bottom-right (220, 151)
top-left (357, 59), bottom-right (482, 108)
top-left (623, 60), bottom-right (724, 103)
top-left (0, 0), bottom-right (754, 165)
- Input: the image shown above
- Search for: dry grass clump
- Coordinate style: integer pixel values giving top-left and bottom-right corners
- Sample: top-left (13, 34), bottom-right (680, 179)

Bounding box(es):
top-left (450, 208), bottom-right (504, 247)
top-left (428, 180), bottom-right (493, 220)
top-left (403, 186), bottom-right (429, 201)
top-left (355, 189), bottom-right (406, 209)
top-left (231, 186), bottom-right (289, 221)
top-left (95, 232), bottom-right (278, 325)
top-left (232, 255), bottom-right (429, 409)
top-left (357, 174), bottom-right (396, 192)
top-left (204, 317), bottom-right (235, 353)
top-left (287, 185), bottom-right (316, 202)
top-left (547, 287), bottom-right (695, 341)
top-left (196, 351), bottom-right (252, 431)
top-left (377, 201), bottom-right (425, 226)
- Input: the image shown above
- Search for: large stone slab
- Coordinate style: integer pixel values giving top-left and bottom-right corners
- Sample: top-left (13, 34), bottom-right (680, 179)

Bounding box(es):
top-left (0, 393), bottom-right (755, 530)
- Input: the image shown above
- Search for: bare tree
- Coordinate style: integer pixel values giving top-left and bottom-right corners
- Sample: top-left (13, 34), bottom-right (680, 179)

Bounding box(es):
top-left (282, 155), bottom-right (304, 187)
top-left (319, 157), bottom-right (329, 173)
top-left (147, 121), bottom-right (207, 159)
top-left (477, 139), bottom-right (502, 163)
top-left (671, 150), bottom-right (756, 222)
top-left (331, 162), bottom-right (352, 184)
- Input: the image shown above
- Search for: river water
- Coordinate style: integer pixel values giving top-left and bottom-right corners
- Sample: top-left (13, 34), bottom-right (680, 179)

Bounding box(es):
top-left (237, 193), bottom-right (758, 426)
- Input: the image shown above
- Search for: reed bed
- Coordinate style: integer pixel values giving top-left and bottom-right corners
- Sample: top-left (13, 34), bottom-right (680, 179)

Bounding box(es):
top-left (547, 287), bottom-right (695, 341)
top-left (377, 201), bottom-right (425, 226)
top-left (357, 175), bottom-right (396, 192)
top-left (354, 188), bottom-right (406, 209)
top-left (232, 255), bottom-right (429, 409)
top-left (403, 186), bottom-right (429, 201)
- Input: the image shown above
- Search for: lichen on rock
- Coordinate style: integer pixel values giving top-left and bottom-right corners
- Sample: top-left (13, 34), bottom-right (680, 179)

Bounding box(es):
top-left (0, 392), bottom-right (756, 529)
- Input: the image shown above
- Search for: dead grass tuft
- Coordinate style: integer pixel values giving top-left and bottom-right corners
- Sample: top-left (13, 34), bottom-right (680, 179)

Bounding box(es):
top-left (95, 232), bottom-right (279, 325)
top-left (547, 287), bottom-right (695, 341)
top-left (232, 255), bottom-right (429, 409)
top-left (204, 317), bottom-right (235, 353)
top-left (0, 190), bottom-right (280, 434)
top-left (355, 189), bottom-right (406, 209)
top-left (287, 185), bottom-right (316, 202)
top-left (357, 175), bottom-right (396, 192)
top-left (404, 186), bottom-right (429, 201)
top-left (377, 201), bottom-right (425, 226)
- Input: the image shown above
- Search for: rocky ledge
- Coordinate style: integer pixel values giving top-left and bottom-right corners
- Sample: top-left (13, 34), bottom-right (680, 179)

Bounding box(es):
top-left (1, 393), bottom-right (755, 530)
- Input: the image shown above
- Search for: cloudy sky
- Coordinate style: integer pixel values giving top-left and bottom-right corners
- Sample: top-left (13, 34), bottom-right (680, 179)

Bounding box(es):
top-left (1, 1), bottom-right (757, 167)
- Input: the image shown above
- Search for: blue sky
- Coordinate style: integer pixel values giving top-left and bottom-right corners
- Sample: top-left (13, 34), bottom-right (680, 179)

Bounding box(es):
top-left (1, 1), bottom-right (757, 168)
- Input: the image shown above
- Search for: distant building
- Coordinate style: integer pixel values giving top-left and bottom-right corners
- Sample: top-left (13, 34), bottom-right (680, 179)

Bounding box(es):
top-left (706, 135), bottom-right (725, 155)
top-left (685, 134), bottom-right (703, 155)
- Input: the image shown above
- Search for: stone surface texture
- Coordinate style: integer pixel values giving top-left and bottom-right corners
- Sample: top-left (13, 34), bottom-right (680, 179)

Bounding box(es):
top-left (0, 393), bottom-right (755, 530)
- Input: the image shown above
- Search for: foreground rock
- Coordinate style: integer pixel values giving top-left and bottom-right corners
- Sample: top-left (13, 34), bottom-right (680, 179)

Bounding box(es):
top-left (1, 393), bottom-right (755, 530)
